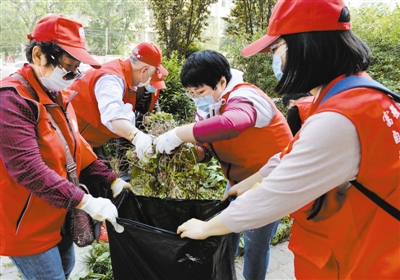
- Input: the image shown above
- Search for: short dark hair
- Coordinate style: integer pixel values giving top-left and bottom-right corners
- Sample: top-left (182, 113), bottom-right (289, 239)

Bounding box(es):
top-left (25, 41), bottom-right (64, 67)
top-left (275, 30), bottom-right (371, 95)
top-left (282, 92), bottom-right (311, 107)
top-left (180, 50), bottom-right (232, 88)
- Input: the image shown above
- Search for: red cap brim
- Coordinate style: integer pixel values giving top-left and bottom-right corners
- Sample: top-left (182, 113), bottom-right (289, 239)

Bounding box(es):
top-left (242, 35), bottom-right (280, 57)
top-left (61, 44), bottom-right (101, 69)
top-left (151, 79), bottom-right (166, 90)
top-left (150, 71), bottom-right (166, 90)
top-left (157, 64), bottom-right (168, 76)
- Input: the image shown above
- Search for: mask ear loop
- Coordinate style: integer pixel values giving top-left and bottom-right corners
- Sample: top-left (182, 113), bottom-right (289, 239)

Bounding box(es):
top-left (217, 77), bottom-right (228, 103)
top-left (37, 64), bottom-right (54, 78)
top-left (139, 67), bottom-right (146, 84)
top-left (144, 67), bottom-right (149, 81)
top-left (38, 65), bottom-right (45, 78)
top-left (217, 84), bottom-right (227, 104)
top-left (210, 94), bottom-right (226, 118)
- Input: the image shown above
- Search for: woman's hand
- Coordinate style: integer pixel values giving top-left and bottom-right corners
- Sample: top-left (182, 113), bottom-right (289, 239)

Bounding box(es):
top-left (177, 215), bottom-right (232, 239)
top-left (177, 218), bottom-right (208, 240)
top-left (221, 184), bottom-right (245, 201)
top-left (222, 171), bottom-right (263, 201)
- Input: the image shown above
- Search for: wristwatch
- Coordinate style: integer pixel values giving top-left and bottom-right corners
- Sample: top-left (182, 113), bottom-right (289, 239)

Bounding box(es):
top-left (128, 130), bottom-right (139, 142)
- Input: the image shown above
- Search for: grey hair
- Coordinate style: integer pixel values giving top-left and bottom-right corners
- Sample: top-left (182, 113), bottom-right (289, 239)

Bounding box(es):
top-left (129, 54), bottom-right (142, 65)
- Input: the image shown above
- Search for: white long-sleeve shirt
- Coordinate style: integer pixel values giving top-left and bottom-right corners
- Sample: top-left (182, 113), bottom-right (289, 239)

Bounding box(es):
top-left (94, 74), bottom-right (136, 134)
top-left (220, 112), bottom-right (360, 232)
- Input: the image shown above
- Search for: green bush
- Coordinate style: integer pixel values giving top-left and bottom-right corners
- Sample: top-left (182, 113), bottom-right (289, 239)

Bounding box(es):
top-left (351, 4), bottom-right (400, 92)
top-left (158, 51), bottom-right (196, 123)
top-left (126, 111), bottom-right (227, 199)
top-left (221, 32), bottom-right (280, 98)
top-left (70, 241), bottom-right (113, 280)
top-left (271, 215), bottom-right (292, 245)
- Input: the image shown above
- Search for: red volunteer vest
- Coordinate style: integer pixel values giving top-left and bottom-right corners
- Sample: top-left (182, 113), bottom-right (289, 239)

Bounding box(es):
top-left (69, 59), bottom-right (157, 147)
top-left (212, 83), bottom-right (292, 184)
top-left (0, 65), bottom-right (97, 256)
top-left (282, 75), bottom-right (400, 279)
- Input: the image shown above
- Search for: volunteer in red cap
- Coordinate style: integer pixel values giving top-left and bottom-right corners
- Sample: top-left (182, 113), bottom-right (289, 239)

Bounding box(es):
top-left (177, 1), bottom-right (399, 279)
top-left (68, 42), bottom-right (168, 163)
top-left (0, 14), bottom-right (128, 279)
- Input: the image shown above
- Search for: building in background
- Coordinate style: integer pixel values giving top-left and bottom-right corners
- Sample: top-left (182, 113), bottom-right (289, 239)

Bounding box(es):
top-left (205, 0), bottom-right (234, 50)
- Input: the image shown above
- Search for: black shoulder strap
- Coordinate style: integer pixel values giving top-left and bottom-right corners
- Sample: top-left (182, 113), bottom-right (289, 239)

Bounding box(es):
top-left (351, 180), bottom-right (400, 221)
top-left (317, 76), bottom-right (400, 221)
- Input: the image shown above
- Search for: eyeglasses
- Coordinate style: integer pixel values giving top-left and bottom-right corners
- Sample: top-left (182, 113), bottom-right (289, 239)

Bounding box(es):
top-left (60, 66), bottom-right (82, 80)
top-left (269, 41), bottom-right (286, 54)
top-left (186, 85), bottom-right (217, 99)
top-left (51, 55), bottom-right (82, 80)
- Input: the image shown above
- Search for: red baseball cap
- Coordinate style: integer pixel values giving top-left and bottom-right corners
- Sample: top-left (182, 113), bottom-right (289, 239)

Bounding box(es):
top-left (150, 71), bottom-right (166, 90)
top-left (242, 0), bottom-right (352, 57)
top-left (27, 15), bottom-right (101, 69)
top-left (132, 42), bottom-right (168, 76)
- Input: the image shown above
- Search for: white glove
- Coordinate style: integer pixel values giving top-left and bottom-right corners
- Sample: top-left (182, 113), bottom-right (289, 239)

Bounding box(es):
top-left (79, 195), bottom-right (124, 233)
top-left (131, 131), bottom-right (154, 160)
top-left (111, 178), bottom-right (138, 198)
top-left (153, 128), bottom-right (184, 154)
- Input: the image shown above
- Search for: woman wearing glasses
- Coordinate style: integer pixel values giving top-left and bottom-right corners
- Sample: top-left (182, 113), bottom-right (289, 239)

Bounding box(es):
top-left (0, 15), bottom-right (128, 279)
top-left (154, 50), bottom-right (292, 280)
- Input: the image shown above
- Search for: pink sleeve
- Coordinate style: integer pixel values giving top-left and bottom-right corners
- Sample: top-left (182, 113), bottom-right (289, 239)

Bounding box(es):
top-left (193, 96), bottom-right (257, 143)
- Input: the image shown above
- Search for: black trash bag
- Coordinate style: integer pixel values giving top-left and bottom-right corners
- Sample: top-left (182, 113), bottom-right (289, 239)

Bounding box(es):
top-left (106, 190), bottom-right (236, 280)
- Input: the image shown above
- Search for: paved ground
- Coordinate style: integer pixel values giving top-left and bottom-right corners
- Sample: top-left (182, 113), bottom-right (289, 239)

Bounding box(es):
top-left (0, 246), bottom-right (89, 280)
top-left (1, 241), bottom-right (294, 280)
top-left (235, 241), bottom-right (295, 280)
top-left (266, 241), bottom-right (295, 280)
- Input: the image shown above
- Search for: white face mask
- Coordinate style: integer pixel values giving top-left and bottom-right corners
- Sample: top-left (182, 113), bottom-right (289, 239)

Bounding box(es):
top-left (39, 66), bottom-right (74, 92)
top-left (137, 68), bottom-right (151, 87)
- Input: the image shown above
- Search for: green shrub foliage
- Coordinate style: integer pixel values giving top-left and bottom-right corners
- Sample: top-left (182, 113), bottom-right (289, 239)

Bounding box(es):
top-left (158, 51), bottom-right (197, 123)
top-left (126, 112), bottom-right (227, 199)
top-left (351, 3), bottom-right (400, 92)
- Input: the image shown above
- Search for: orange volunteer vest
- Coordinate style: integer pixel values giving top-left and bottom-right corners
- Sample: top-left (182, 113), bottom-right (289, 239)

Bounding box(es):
top-left (282, 75), bottom-right (399, 279)
top-left (69, 59), bottom-right (157, 147)
top-left (0, 65), bottom-right (97, 256)
top-left (212, 83), bottom-right (292, 184)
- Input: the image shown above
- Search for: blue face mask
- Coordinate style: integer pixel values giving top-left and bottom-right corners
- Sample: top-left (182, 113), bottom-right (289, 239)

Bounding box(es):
top-left (193, 94), bottom-right (216, 113)
top-left (272, 48), bottom-right (287, 80)
top-left (145, 84), bottom-right (157, 93)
